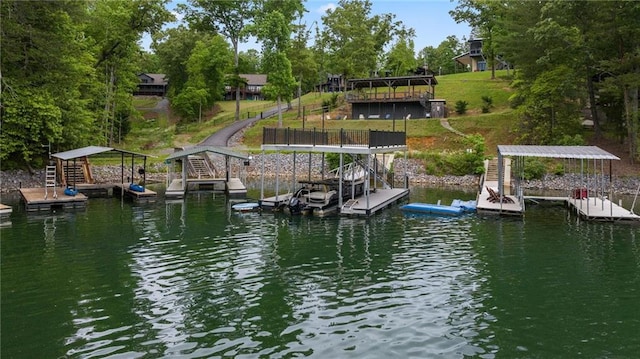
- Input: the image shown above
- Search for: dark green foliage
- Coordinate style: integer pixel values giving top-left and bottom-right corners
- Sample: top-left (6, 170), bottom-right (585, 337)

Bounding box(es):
top-left (321, 93), bottom-right (340, 112)
top-left (417, 135), bottom-right (486, 176)
top-left (455, 100), bottom-right (469, 115)
top-left (523, 157), bottom-right (546, 180)
top-left (481, 96), bottom-right (493, 113)
top-left (325, 153), bottom-right (355, 172)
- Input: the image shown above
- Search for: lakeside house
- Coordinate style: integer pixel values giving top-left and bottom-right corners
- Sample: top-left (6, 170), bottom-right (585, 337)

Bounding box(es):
top-left (453, 38), bottom-right (510, 72)
top-left (224, 74), bottom-right (268, 101)
top-left (134, 73), bottom-right (168, 97)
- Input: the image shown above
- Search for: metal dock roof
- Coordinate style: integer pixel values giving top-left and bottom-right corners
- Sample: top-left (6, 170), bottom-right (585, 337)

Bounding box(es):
top-left (498, 145), bottom-right (620, 160)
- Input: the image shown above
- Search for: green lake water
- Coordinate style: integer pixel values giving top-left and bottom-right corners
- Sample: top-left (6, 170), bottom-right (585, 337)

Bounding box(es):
top-left (1, 186), bottom-right (639, 358)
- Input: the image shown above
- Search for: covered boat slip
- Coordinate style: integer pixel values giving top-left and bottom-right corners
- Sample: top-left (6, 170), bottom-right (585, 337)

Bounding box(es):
top-left (50, 146), bottom-right (157, 202)
top-left (260, 127), bottom-right (410, 216)
top-left (164, 146), bottom-right (251, 198)
top-left (20, 146), bottom-right (156, 210)
top-left (479, 145), bottom-right (640, 222)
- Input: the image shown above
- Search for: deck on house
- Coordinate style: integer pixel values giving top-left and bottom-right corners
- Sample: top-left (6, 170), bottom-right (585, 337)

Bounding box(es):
top-left (19, 187), bottom-right (88, 212)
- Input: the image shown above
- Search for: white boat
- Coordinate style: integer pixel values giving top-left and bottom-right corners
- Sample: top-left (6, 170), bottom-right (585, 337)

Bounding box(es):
top-left (287, 163), bottom-right (367, 216)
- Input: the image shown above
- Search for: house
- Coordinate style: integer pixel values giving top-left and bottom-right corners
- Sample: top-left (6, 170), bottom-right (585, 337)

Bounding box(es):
top-left (453, 39), bottom-right (509, 72)
top-left (345, 74), bottom-right (441, 119)
top-left (134, 73), bottom-right (168, 97)
top-left (224, 74), bottom-right (268, 100)
top-left (316, 74), bottom-right (344, 93)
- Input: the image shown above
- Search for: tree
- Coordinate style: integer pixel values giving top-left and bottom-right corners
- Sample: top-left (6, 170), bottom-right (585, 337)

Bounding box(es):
top-left (238, 49), bottom-right (262, 74)
top-left (152, 25), bottom-right (201, 96)
top-left (172, 35), bottom-right (232, 122)
top-left (179, 0), bottom-right (256, 121)
top-left (253, 0), bottom-right (303, 127)
top-left (288, 20), bottom-right (319, 117)
top-left (1, 0), bottom-right (98, 167)
top-left (385, 35), bottom-right (417, 76)
top-left (318, 0), bottom-right (412, 81)
top-left (450, 0), bottom-right (505, 79)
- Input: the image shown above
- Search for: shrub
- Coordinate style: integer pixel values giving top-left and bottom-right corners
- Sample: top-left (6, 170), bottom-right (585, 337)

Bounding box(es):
top-left (481, 95), bottom-right (493, 113)
top-left (523, 157), bottom-right (546, 180)
top-left (455, 100), bottom-right (468, 115)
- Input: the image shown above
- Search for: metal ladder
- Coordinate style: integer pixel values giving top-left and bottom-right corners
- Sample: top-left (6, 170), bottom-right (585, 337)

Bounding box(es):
top-left (44, 165), bottom-right (57, 199)
top-left (342, 199), bottom-right (359, 211)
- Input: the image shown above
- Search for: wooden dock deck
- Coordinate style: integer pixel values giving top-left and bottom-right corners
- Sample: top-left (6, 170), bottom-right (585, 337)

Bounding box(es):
top-left (114, 184), bottom-right (157, 203)
top-left (166, 179), bottom-right (184, 198)
top-left (19, 187), bottom-right (88, 212)
top-left (1, 203), bottom-right (12, 217)
top-left (567, 197), bottom-right (640, 222)
top-left (476, 180), bottom-right (523, 216)
top-left (259, 192), bottom-right (293, 210)
top-left (340, 188), bottom-right (409, 216)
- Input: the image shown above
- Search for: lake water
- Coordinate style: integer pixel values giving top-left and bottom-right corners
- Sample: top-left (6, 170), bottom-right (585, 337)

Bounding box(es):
top-left (1, 186), bottom-right (639, 358)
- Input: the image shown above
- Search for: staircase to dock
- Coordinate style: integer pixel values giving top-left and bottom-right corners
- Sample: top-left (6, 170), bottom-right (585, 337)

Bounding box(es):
top-left (61, 161), bottom-right (88, 185)
top-left (187, 155), bottom-right (216, 178)
top-left (484, 158), bottom-right (511, 192)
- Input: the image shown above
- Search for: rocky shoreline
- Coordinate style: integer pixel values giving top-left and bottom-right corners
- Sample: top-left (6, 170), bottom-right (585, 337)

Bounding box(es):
top-left (1, 154), bottom-right (638, 195)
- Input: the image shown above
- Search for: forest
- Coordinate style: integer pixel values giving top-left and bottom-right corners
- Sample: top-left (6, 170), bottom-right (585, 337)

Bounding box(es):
top-left (1, 0), bottom-right (639, 170)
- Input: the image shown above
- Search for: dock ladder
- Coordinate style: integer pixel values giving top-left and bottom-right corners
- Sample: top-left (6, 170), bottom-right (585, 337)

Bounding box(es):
top-left (44, 165), bottom-right (58, 199)
top-left (342, 199), bottom-right (359, 211)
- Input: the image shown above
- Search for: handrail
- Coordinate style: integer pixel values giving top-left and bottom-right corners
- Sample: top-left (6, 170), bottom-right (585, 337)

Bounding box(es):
top-left (262, 127), bottom-right (405, 148)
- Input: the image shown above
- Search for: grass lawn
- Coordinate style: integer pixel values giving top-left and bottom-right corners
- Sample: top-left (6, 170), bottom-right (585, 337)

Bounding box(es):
top-left (127, 71), bottom-right (517, 161)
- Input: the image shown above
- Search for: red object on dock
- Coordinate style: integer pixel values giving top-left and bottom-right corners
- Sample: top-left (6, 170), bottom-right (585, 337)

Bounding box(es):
top-left (572, 188), bottom-right (588, 199)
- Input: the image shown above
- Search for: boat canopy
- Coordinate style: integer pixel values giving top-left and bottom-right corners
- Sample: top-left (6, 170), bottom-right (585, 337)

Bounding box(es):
top-left (497, 145), bottom-right (619, 160)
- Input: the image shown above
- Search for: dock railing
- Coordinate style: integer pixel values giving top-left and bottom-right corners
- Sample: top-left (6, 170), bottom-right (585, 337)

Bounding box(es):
top-left (262, 128), bottom-right (405, 148)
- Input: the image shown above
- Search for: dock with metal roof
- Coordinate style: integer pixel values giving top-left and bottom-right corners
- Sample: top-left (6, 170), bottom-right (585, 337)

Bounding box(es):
top-left (164, 146), bottom-right (251, 198)
top-left (477, 145), bottom-right (639, 222)
top-left (259, 127), bottom-right (410, 216)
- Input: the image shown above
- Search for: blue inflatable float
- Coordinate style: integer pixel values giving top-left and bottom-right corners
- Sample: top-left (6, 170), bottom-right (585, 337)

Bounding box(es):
top-left (129, 183), bottom-right (145, 192)
top-left (64, 187), bottom-right (78, 196)
top-left (400, 199), bottom-right (477, 216)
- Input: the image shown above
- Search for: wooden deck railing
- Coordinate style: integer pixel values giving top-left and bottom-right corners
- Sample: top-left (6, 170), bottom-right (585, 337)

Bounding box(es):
top-left (262, 128), bottom-right (406, 148)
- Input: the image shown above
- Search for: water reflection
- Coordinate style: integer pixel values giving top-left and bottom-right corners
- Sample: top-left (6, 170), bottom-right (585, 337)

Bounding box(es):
top-left (2, 189), bottom-right (639, 358)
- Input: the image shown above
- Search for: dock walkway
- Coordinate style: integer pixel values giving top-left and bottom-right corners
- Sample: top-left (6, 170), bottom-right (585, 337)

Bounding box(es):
top-left (19, 187), bottom-right (88, 212)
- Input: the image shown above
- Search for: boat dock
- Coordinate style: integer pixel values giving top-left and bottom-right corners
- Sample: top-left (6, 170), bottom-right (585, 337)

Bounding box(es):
top-left (259, 127), bottom-right (410, 217)
top-left (164, 146), bottom-right (250, 198)
top-left (1, 203), bottom-right (13, 217)
top-left (19, 187), bottom-right (88, 212)
top-left (114, 184), bottom-right (157, 203)
top-left (478, 145), bottom-right (639, 222)
top-left (340, 188), bottom-right (409, 216)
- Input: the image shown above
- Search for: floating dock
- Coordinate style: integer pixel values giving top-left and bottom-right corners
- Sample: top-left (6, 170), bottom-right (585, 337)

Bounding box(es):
top-left (114, 184), bottom-right (157, 203)
top-left (566, 197), bottom-right (638, 222)
top-left (19, 187), bottom-right (88, 212)
top-left (1, 203), bottom-right (12, 217)
top-left (478, 145), bottom-right (639, 222)
top-left (259, 127), bottom-right (410, 217)
top-left (164, 146), bottom-right (250, 198)
top-left (340, 188), bottom-right (409, 216)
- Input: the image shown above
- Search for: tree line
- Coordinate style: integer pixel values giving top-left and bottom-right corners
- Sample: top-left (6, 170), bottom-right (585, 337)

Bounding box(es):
top-left (451, 0), bottom-right (640, 162)
top-left (3, 0), bottom-right (638, 170)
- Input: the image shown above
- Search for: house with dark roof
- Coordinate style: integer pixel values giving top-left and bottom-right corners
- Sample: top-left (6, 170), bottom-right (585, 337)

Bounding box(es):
top-left (453, 39), bottom-right (509, 72)
top-left (134, 73), bottom-right (168, 97)
top-left (224, 74), bottom-right (268, 100)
